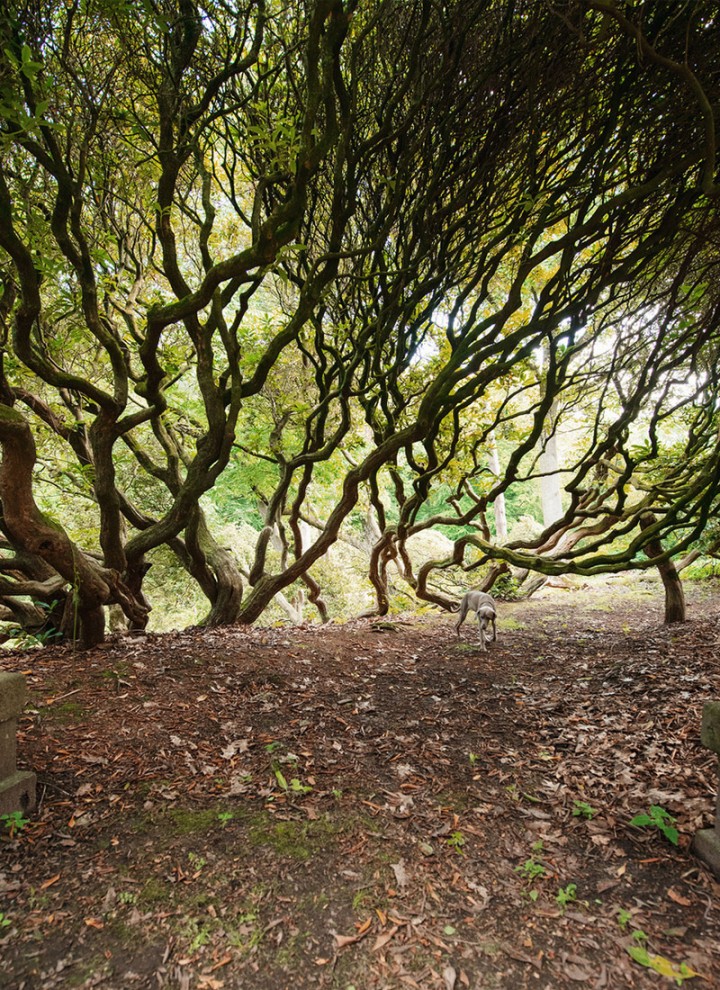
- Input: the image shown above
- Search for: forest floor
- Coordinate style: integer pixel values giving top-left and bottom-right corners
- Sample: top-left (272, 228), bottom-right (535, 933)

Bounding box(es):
top-left (1, 576), bottom-right (720, 990)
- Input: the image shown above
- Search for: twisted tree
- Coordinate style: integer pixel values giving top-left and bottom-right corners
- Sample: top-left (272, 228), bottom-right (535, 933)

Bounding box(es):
top-left (0, 0), bottom-right (718, 640)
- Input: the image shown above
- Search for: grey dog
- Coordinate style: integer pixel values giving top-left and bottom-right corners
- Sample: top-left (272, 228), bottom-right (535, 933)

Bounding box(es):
top-left (455, 590), bottom-right (497, 651)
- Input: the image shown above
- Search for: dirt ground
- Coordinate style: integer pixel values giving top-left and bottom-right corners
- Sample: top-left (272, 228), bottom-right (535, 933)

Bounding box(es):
top-left (1, 577), bottom-right (720, 990)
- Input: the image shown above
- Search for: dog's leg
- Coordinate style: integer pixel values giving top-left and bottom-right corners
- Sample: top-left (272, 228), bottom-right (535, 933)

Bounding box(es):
top-left (478, 616), bottom-right (487, 651)
top-left (476, 605), bottom-right (495, 651)
top-left (455, 594), bottom-right (470, 638)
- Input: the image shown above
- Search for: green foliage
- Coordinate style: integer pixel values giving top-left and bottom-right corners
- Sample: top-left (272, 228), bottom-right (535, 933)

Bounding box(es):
top-left (515, 841), bottom-right (547, 890)
top-left (143, 545), bottom-right (206, 632)
top-left (1, 812), bottom-right (30, 838)
top-left (489, 572), bottom-right (523, 601)
top-left (272, 765), bottom-right (312, 797)
top-left (683, 559), bottom-right (720, 581)
top-left (629, 805), bottom-right (679, 846)
top-left (572, 800), bottom-right (597, 820)
top-left (446, 830), bottom-right (466, 854)
top-left (515, 857), bottom-right (546, 882)
top-left (555, 883), bottom-right (577, 907)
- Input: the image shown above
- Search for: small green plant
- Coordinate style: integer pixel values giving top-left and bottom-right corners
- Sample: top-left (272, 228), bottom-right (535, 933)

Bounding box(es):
top-left (118, 891), bottom-right (137, 906)
top-left (516, 857), bottom-right (546, 882)
top-left (272, 766), bottom-right (313, 796)
top-left (188, 852), bottom-right (207, 869)
top-left (617, 907), bottom-right (633, 929)
top-left (446, 830), bottom-right (466, 854)
top-left (572, 800), bottom-right (597, 820)
top-left (556, 883), bottom-right (577, 908)
top-left (0, 912), bottom-right (11, 929)
top-left (188, 921), bottom-right (212, 952)
top-left (629, 805), bottom-right (679, 846)
top-left (1, 811), bottom-right (29, 838)
top-left (515, 840), bottom-right (547, 899)
top-left (468, 752), bottom-right (479, 766)
top-left (217, 811), bottom-right (234, 827)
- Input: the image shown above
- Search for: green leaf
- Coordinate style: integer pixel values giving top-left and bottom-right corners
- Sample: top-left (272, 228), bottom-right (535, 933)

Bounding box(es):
top-left (20, 45), bottom-right (43, 79)
top-left (661, 825), bottom-right (679, 846)
top-left (627, 945), bottom-right (700, 984)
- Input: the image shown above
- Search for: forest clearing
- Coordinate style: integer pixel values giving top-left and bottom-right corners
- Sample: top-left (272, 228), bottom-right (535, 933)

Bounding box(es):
top-left (1, 5), bottom-right (720, 985)
top-left (2, 578), bottom-right (720, 990)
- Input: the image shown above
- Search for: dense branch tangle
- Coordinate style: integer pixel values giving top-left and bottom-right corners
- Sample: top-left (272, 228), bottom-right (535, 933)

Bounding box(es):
top-left (0, 1), bottom-right (718, 640)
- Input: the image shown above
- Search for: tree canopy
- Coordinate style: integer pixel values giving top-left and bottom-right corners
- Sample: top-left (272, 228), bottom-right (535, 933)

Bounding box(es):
top-left (0, 0), bottom-right (719, 645)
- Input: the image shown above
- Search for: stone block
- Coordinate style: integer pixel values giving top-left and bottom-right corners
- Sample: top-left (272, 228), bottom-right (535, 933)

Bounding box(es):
top-left (0, 671), bottom-right (36, 819)
top-left (701, 701), bottom-right (720, 755)
top-left (0, 769), bottom-right (36, 817)
top-left (0, 671), bottom-right (28, 723)
top-left (692, 828), bottom-right (720, 881)
top-left (0, 717), bottom-right (17, 778)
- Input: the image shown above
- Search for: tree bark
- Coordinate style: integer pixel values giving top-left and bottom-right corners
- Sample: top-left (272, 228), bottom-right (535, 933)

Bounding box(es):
top-left (183, 507), bottom-right (244, 626)
top-left (640, 513), bottom-right (686, 623)
top-left (0, 405), bottom-right (147, 646)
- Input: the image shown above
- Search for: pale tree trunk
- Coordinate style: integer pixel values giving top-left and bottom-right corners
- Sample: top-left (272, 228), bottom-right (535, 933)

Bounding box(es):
top-left (640, 513), bottom-right (686, 623)
top-left (676, 549), bottom-right (702, 573)
top-left (536, 342), bottom-right (564, 528)
top-left (0, 405), bottom-right (148, 646)
top-left (488, 434), bottom-right (507, 543)
top-left (539, 426), bottom-right (564, 526)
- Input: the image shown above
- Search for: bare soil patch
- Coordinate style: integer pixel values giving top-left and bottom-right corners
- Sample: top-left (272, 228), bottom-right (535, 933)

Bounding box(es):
top-left (2, 578), bottom-right (720, 990)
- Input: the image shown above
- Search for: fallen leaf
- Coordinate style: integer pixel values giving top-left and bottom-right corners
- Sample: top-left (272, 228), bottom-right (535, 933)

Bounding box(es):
top-left (499, 943), bottom-right (543, 970)
top-left (667, 887), bottom-right (692, 907)
top-left (373, 925), bottom-right (399, 951)
top-left (391, 861), bottom-right (409, 888)
top-left (335, 923), bottom-right (371, 948)
top-left (627, 945), bottom-right (700, 983)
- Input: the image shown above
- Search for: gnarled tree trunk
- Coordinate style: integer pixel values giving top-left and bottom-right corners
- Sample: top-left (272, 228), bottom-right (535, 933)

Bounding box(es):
top-left (0, 405), bottom-right (147, 646)
top-left (640, 513), bottom-right (685, 623)
top-left (183, 507), bottom-right (244, 626)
